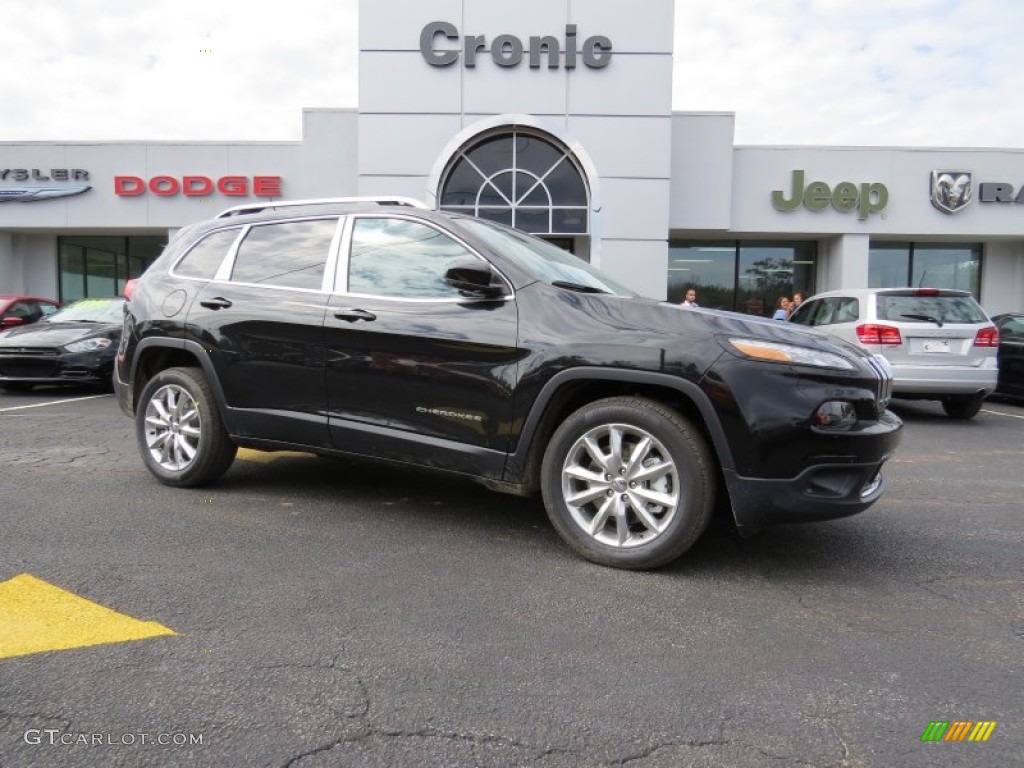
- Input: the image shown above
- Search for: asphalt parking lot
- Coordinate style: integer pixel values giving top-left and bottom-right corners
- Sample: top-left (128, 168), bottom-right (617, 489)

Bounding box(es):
top-left (0, 386), bottom-right (1021, 768)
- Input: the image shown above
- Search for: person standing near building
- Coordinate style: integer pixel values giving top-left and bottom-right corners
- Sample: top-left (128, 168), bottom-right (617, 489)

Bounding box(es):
top-left (681, 289), bottom-right (699, 307)
top-left (789, 292), bottom-right (804, 319)
top-left (772, 296), bottom-right (790, 320)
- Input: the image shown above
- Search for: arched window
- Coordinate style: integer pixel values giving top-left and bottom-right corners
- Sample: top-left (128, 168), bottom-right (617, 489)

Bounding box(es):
top-left (439, 129), bottom-right (589, 236)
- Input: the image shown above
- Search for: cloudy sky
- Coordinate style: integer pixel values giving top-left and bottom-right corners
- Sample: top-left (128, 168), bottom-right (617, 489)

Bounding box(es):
top-left (2, 0), bottom-right (1018, 147)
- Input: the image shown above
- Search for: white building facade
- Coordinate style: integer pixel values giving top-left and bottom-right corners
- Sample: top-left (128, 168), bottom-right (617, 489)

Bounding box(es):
top-left (1, 0), bottom-right (1022, 315)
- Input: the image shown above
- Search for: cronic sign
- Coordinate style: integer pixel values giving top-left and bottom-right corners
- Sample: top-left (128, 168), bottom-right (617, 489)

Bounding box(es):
top-left (420, 22), bottom-right (612, 69)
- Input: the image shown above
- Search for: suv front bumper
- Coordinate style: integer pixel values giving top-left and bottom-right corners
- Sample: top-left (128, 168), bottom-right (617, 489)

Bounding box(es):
top-left (723, 410), bottom-right (903, 534)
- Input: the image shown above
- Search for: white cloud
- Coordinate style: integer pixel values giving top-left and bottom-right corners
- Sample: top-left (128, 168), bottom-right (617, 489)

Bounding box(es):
top-left (0, 0), bottom-right (1019, 147)
top-left (673, 0), bottom-right (1023, 147)
top-left (1, 0), bottom-right (359, 141)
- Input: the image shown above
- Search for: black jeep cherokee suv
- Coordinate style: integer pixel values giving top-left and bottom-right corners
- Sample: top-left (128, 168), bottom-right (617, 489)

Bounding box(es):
top-left (115, 197), bottom-right (902, 569)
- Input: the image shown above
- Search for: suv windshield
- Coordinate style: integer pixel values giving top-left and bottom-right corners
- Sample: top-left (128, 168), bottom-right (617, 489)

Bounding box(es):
top-left (47, 298), bottom-right (124, 324)
top-left (457, 218), bottom-right (637, 297)
top-left (876, 293), bottom-right (987, 325)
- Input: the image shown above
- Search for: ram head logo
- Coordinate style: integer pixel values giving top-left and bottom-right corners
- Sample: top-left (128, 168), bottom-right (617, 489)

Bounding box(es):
top-left (930, 171), bottom-right (972, 214)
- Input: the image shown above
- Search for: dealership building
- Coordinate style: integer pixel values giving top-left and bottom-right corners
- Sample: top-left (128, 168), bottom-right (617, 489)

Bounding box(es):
top-left (1, 0), bottom-right (1022, 316)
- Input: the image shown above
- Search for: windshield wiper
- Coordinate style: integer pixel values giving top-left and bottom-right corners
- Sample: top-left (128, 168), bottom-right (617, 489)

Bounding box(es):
top-left (551, 280), bottom-right (610, 295)
top-left (900, 313), bottom-right (943, 327)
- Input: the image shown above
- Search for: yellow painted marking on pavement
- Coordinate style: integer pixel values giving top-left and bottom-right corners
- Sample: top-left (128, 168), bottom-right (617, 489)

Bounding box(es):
top-left (0, 574), bottom-right (175, 659)
top-left (236, 448), bottom-right (314, 463)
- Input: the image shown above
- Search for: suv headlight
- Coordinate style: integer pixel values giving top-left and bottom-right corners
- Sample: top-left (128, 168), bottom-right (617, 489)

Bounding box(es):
top-left (64, 337), bottom-right (113, 353)
top-left (727, 338), bottom-right (855, 370)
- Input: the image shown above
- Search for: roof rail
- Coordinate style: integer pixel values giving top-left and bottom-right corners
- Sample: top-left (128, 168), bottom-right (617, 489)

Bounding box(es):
top-left (215, 196), bottom-right (432, 218)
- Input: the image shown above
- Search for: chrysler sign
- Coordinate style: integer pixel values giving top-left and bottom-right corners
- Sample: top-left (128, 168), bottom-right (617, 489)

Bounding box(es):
top-left (0, 167), bottom-right (92, 203)
top-left (420, 22), bottom-right (612, 69)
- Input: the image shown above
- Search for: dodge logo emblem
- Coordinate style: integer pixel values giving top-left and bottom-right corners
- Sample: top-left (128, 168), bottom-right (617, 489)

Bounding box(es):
top-left (930, 171), bottom-right (972, 214)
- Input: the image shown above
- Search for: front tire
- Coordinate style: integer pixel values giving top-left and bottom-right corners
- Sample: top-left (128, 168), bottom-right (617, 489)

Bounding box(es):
top-left (540, 396), bottom-right (716, 570)
top-left (136, 366), bottom-right (236, 487)
top-left (941, 394), bottom-right (984, 420)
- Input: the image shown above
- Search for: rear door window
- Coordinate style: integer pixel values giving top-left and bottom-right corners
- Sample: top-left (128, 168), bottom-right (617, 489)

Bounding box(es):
top-left (231, 219), bottom-right (338, 291)
top-left (788, 300), bottom-right (817, 326)
top-left (790, 297), bottom-right (859, 327)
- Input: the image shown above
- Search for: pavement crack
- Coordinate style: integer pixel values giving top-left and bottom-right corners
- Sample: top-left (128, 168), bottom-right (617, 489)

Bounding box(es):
top-left (614, 737), bottom-right (731, 765)
top-left (280, 733), bottom-right (354, 768)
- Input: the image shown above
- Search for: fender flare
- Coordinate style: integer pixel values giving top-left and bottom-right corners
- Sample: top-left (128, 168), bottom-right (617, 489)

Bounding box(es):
top-left (505, 367), bottom-right (736, 482)
top-left (131, 337), bottom-right (230, 416)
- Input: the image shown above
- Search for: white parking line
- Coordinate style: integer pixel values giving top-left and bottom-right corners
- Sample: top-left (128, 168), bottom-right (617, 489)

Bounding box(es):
top-left (981, 408), bottom-right (1024, 420)
top-left (0, 394), bottom-right (112, 413)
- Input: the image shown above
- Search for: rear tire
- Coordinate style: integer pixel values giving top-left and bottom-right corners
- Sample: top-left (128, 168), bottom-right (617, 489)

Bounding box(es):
top-left (941, 394), bottom-right (984, 420)
top-left (540, 396), bottom-right (716, 570)
top-left (136, 366), bottom-right (236, 487)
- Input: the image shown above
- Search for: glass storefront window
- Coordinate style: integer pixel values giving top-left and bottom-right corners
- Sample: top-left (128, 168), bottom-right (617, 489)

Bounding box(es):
top-left (59, 244), bottom-right (86, 302)
top-left (869, 242), bottom-right (981, 297)
top-left (667, 244), bottom-right (736, 310)
top-left (57, 236), bottom-right (166, 302)
top-left (85, 248), bottom-right (117, 297)
top-left (868, 243), bottom-right (910, 289)
top-left (668, 241), bottom-right (817, 316)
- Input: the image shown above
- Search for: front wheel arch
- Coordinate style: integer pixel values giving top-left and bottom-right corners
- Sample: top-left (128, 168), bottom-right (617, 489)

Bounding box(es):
top-left (506, 368), bottom-right (736, 492)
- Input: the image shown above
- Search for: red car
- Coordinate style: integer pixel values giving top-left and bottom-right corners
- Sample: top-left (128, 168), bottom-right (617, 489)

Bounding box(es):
top-left (0, 296), bottom-right (61, 328)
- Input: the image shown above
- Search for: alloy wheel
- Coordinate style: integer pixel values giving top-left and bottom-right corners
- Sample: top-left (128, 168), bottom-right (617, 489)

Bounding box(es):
top-left (143, 384), bottom-right (202, 472)
top-left (560, 422), bottom-right (680, 548)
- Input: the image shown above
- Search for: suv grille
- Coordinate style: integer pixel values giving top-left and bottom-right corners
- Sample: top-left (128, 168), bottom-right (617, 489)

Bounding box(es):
top-left (865, 354), bottom-right (894, 414)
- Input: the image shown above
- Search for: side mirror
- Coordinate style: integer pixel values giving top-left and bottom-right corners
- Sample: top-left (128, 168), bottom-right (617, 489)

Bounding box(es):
top-left (1, 316), bottom-right (25, 328)
top-left (444, 259), bottom-right (506, 299)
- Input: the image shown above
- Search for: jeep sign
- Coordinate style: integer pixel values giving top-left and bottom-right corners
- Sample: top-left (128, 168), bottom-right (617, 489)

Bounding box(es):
top-left (772, 170), bottom-right (888, 220)
top-left (420, 22), bottom-right (612, 69)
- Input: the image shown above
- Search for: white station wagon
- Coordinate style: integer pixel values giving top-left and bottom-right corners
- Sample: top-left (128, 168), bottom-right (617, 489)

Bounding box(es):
top-left (789, 288), bottom-right (999, 419)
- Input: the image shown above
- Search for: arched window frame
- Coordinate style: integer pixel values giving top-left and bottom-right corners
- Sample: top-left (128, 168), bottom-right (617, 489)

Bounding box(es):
top-left (438, 128), bottom-right (590, 236)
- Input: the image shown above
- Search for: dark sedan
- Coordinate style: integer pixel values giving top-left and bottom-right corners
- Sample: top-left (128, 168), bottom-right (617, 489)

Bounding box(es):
top-left (0, 297), bottom-right (123, 392)
top-left (992, 313), bottom-right (1024, 399)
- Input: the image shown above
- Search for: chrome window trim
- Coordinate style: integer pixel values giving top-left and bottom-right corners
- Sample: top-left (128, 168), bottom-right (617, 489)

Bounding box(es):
top-left (334, 213), bottom-right (515, 303)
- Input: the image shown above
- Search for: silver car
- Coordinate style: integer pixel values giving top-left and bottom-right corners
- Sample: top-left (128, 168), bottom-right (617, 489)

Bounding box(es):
top-left (789, 288), bottom-right (999, 419)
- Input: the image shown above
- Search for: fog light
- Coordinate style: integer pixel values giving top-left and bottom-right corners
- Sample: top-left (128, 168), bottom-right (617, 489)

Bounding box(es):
top-left (814, 400), bottom-right (857, 430)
